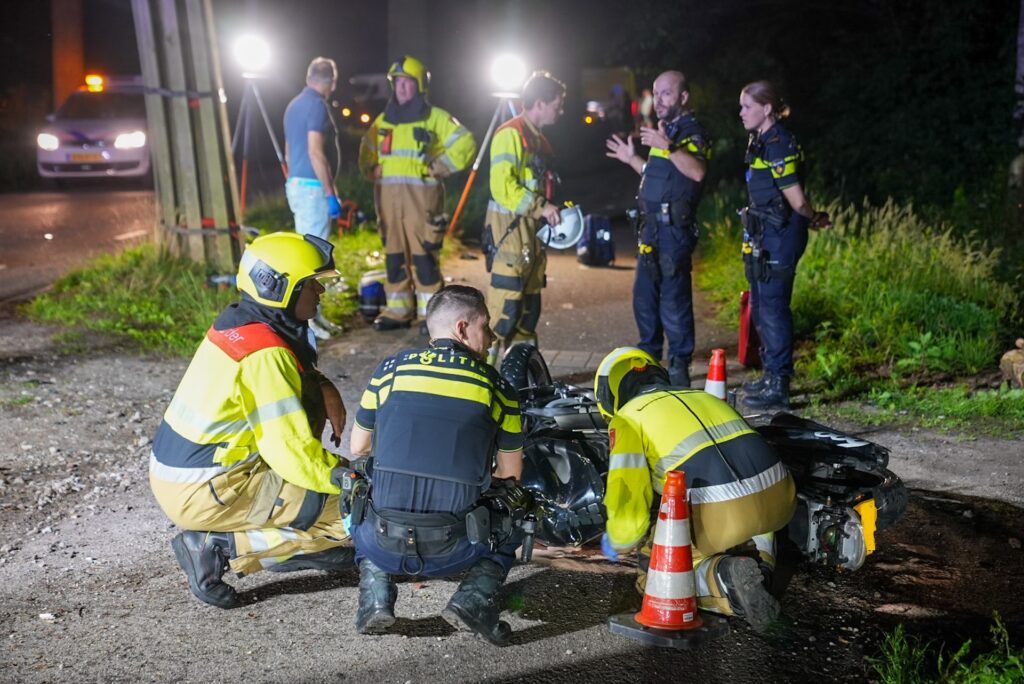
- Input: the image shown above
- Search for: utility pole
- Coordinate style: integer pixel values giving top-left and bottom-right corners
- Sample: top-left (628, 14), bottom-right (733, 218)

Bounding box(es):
top-left (131, 0), bottom-right (242, 272)
top-left (51, 0), bottom-right (84, 109)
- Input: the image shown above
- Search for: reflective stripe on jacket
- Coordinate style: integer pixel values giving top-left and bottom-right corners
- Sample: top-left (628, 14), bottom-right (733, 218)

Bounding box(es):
top-left (151, 323), bottom-right (341, 495)
top-left (359, 106), bottom-right (476, 184)
top-left (604, 389), bottom-right (790, 551)
top-left (488, 115), bottom-right (552, 217)
top-left (355, 340), bottom-right (523, 479)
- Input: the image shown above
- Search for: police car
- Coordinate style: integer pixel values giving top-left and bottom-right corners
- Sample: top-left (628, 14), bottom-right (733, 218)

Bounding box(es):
top-left (36, 75), bottom-right (150, 182)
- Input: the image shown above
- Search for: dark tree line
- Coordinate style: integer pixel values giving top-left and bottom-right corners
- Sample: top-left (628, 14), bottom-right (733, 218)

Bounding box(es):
top-left (610, 0), bottom-right (1018, 238)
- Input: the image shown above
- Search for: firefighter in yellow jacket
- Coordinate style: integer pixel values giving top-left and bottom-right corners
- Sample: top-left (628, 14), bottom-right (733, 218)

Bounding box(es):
top-left (483, 71), bottom-right (566, 364)
top-left (595, 347), bottom-right (797, 632)
top-left (150, 232), bottom-right (353, 609)
top-left (359, 55), bottom-right (476, 332)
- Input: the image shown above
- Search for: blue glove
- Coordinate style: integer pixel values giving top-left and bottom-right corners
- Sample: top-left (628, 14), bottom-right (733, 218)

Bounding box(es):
top-left (601, 532), bottom-right (619, 563)
top-left (326, 195), bottom-right (342, 220)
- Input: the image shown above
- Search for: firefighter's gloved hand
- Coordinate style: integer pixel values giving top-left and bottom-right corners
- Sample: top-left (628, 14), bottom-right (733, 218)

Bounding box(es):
top-left (326, 195), bottom-right (342, 220)
top-left (601, 533), bottom-right (619, 562)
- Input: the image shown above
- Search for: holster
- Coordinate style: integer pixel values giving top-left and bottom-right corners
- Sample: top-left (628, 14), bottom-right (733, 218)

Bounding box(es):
top-left (464, 505), bottom-right (491, 545)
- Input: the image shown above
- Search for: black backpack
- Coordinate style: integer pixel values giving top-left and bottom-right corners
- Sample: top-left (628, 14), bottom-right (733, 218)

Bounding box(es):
top-left (576, 214), bottom-right (615, 266)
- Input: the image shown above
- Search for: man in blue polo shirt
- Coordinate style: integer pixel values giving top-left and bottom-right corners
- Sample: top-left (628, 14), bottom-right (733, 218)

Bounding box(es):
top-left (284, 57), bottom-right (341, 241)
top-left (284, 57), bottom-right (342, 339)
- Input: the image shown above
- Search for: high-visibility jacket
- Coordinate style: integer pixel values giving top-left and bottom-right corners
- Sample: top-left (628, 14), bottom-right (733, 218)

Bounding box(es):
top-left (359, 106), bottom-right (476, 186)
top-left (151, 322), bottom-right (341, 497)
top-left (604, 389), bottom-right (794, 553)
top-left (488, 115), bottom-right (553, 218)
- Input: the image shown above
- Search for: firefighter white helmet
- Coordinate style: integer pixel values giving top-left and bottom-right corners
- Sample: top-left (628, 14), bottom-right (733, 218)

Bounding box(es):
top-left (536, 204), bottom-right (584, 250)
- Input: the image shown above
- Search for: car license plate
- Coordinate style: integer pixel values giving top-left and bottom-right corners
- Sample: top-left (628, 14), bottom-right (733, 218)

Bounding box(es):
top-left (69, 153), bottom-right (103, 162)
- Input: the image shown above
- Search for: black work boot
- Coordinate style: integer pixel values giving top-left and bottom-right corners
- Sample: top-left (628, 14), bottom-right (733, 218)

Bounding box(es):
top-left (441, 559), bottom-right (512, 646)
top-left (741, 372), bottom-right (790, 411)
top-left (741, 373), bottom-right (769, 394)
top-left (354, 559), bottom-right (397, 634)
top-left (170, 531), bottom-right (239, 609)
top-left (668, 357), bottom-right (691, 388)
top-left (266, 545), bottom-right (355, 573)
top-left (715, 555), bottom-right (781, 633)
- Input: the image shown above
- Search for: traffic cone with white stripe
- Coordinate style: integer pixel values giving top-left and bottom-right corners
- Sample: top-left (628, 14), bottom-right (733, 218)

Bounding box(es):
top-left (607, 471), bottom-right (729, 648)
top-left (704, 348), bottom-right (727, 400)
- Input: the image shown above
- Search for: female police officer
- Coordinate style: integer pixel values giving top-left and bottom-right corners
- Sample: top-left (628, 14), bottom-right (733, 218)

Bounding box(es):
top-left (738, 81), bottom-right (829, 411)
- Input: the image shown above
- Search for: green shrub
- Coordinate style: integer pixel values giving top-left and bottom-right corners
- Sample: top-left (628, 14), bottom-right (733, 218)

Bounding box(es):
top-left (696, 191), bottom-right (1019, 393)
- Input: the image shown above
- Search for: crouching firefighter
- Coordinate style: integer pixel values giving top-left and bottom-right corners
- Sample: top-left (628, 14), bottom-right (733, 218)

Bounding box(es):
top-left (348, 285), bottom-right (534, 646)
top-left (150, 233), bottom-right (356, 609)
top-left (595, 347), bottom-right (797, 632)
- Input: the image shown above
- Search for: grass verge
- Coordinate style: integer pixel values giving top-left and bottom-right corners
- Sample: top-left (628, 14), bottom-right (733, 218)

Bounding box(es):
top-left (868, 614), bottom-right (1023, 683)
top-left (696, 187), bottom-right (1024, 433)
top-left (25, 224), bottom-right (389, 356)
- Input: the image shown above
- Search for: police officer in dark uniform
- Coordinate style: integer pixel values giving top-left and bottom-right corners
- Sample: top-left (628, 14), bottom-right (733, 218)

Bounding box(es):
top-left (347, 285), bottom-right (526, 646)
top-left (738, 81), bottom-right (830, 410)
top-left (606, 70), bottom-right (711, 387)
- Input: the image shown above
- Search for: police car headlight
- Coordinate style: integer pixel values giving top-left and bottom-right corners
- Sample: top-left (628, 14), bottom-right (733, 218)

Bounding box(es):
top-left (37, 133), bottom-right (59, 151)
top-left (114, 131), bottom-right (147, 149)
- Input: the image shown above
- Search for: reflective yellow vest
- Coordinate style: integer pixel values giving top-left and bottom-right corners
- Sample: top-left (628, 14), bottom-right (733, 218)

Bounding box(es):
top-left (359, 106), bottom-right (476, 186)
top-left (488, 114), bottom-right (553, 217)
top-left (604, 389), bottom-right (790, 551)
top-left (151, 323), bottom-right (341, 495)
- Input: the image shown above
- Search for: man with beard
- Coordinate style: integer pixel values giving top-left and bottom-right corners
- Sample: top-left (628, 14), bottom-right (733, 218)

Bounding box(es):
top-left (606, 71), bottom-right (711, 387)
top-left (359, 55), bottom-right (476, 333)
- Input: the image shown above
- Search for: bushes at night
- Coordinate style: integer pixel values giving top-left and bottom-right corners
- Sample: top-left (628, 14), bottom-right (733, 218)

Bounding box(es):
top-left (696, 191), bottom-right (1018, 395)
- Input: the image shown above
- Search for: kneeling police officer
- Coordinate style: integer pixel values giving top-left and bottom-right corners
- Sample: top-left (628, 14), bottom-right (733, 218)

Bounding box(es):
top-left (348, 285), bottom-right (527, 645)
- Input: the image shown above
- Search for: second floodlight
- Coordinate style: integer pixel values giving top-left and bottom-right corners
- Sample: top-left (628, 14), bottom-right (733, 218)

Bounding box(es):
top-left (490, 54), bottom-right (526, 96)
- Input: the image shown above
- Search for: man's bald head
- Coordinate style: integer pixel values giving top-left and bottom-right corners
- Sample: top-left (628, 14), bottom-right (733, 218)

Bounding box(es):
top-left (655, 71), bottom-right (688, 96)
top-left (652, 70), bottom-right (690, 121)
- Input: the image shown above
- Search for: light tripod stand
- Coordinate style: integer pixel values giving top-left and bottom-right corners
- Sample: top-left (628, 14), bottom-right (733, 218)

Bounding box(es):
top-left (231, 75), bottom-right (286, 217)
top-left (447, 96), bottom-right (519, 237)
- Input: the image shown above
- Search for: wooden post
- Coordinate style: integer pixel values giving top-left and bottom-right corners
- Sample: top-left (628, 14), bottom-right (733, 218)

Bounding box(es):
top-left (131, 0), bottom-right (178, 251)
top-left (157, 0), bottom-right (204, 261)
top-left (184, 0), bottom-right (239, 272)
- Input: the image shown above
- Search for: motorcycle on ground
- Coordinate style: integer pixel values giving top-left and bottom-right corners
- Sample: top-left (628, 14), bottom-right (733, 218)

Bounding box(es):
top-left (499, 344), bottom-right (908, 572)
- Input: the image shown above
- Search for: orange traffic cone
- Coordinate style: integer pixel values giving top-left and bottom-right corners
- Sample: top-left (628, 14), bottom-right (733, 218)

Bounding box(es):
top-left (607, 471), bottom-right (729, 648)
top-left (704, 348), bottom-right (727, 400)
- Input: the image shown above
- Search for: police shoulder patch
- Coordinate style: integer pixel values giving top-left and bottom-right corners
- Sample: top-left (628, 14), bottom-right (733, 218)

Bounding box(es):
top-left (771, 159), bottom-right (787, 176)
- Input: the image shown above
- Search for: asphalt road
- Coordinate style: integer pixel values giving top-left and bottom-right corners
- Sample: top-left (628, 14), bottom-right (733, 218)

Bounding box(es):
top-left (0, 189), bottom-right (154, 303)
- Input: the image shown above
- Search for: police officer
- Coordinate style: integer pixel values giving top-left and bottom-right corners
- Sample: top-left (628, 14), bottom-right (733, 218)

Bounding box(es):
top-left (348, 285), bottom-right (526, 645)
top-left (150, 232), bottom-right (353, 609)
top-left (595, 347), bottom-right (796, 632)
top-left (606, 71), bottom-right (711, 387)
top-left (738, 81), bottom-right (830, 411)
top-left (359, 56), bottom-right (477, 333)
top-left (483, 71), bottom-right (566, 365)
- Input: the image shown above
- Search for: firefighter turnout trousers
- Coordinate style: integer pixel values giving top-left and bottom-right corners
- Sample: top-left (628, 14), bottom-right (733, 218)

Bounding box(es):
top-left (485, 205), bottom-right (546, 349)
top-left (150, 456), bottom-right (348, 576)
top-left (376, 182), bottom-right (447, 322)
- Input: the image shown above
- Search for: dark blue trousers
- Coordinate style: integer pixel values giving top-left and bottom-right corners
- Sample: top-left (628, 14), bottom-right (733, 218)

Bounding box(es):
top-left (634, 218), bottom-right (697, 364)
top-left (352, 519), bottom-right (519, 577)
top-left (744, 215), bottom-right (809, 376)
